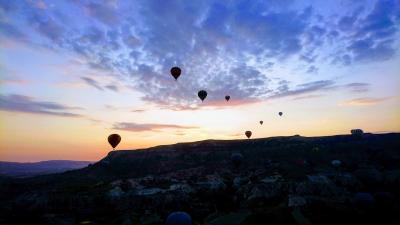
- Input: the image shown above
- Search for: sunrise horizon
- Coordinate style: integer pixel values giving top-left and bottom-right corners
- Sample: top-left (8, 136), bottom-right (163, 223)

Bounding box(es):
top-left (2, 129), bottom-right (400, 163)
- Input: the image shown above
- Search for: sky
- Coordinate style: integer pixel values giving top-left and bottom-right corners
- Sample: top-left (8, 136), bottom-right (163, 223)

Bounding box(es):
top-left (0, 0), bottom-right (399, 162)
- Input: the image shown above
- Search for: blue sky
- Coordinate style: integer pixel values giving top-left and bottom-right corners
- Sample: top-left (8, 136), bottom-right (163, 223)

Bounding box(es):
top-left (0, 0), bottom-right (399, 161)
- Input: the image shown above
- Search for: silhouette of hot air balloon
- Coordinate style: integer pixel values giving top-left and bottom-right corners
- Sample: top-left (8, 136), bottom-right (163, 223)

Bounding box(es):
top-left (245, 131), bottom-right (252, 139)
top-left (108, 134), bottom-right (121, 150)
top-left (225, 95), bottom-right (230, 101)
top-left (231, 153), bottom-right (243, 168)
top-left (259, 121), bottom-right (263, 125)
top-left (352, 192), bottom-right (375, 209)
top-left (279, 112), bottom-right (283, 116)
top-left (351, 129), bottom-right (364, 139)
top-left (166, 212), bottom-right (192, 225)
top-left (331, 160), bottom-right (342, 168)
top-left (198, 90), bottom-right (207, 102)
top-left (170, 67), bottom-right (181, 80)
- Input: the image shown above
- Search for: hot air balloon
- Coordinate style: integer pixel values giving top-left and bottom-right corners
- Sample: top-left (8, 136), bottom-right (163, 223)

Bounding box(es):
top-left (170, 67), bottom-right (181, 80)
top-left (279, 112), bottom-right (283, 116)
top-left (245, 131), bottom-right (252, 139)
top-left (108, 134), bottom-right (121, 150)
top-left (231, 153), bottom-right (243, 168)
top-left (352, 192), bottom-right (375, 208)
top-left (351, 129), bottom-right (364, 135)
top-left (259, 121), bottom-right (263, 125)
top-left (198, 90), bottom-right (207, 102)
top-left (351, 129), bottom-right (364, 139)
top-left (331, 160), bottom-right (342, 168)
top-left (166, 212), bottom-right (192, 225)
top-left (225, 95), bottom-right (230, 101)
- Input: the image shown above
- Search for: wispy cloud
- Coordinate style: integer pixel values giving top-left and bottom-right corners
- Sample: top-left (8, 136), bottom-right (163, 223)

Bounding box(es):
top-left (104, 84), bottom-right (118, 92)
top-left (131, 109), bottom-right (146, 113)
top-left (292, 94), bottom-right (324, 101)
top-left (81, 77), bottom-right (104, 91)
top-left (0, 78), bottom-right (29, 85)
top-left (156, 98), bottom-right (263, 111)
top-left (76, 1), bottom-right (120, 26)
top-left (103, 105), bottom-right (147, 112)
top-left (345, 83), bottom-right (370, 93)
top-left (31, 0), bottom-right (47, 10)
top-left (81, 77), bottom-right (120, 92)
top-left (269, 80), bottom-right (336, 99)
top-left (0, 94), bottom-right (83, 117)
top-left (306, 65), bottom-right (318, 74)
top-left (279, 81), bottom-right (372, 101)
top-left (228, 133), bottom-right (244, 138)
top-left (113, 122), bottom-right (198, 132)
top-left (340, 97), bottom-right (391, 106)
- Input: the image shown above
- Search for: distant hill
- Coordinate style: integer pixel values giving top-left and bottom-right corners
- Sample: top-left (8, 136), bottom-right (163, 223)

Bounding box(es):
top-left (0, 160), bottom-right (93, 178)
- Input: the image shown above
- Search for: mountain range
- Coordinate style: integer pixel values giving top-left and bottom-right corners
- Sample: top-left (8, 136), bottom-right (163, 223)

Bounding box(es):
top-left (0, 160), bottom-right (93, 178)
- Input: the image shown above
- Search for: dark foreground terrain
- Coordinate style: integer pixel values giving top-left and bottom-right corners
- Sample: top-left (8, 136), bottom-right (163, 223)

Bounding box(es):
top-left (0, 133), bottom-right (399, 225)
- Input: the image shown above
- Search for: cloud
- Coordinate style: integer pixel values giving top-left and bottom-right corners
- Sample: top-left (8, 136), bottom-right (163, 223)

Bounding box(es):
top-left (348, 38), bottom-right (395, 62)
top-left (338, 13), bottom-right (359, 31)
top-left (1, 0), bottom-right (399, 110)
top-left (292, 94), bottom-right (324, 101)
top-left (81, 77), bottom-right (104, 91)
top-left (0, 78), bottom-right (28, 85)
top-left (228, 133), bottom-right (244, 138)
top-left (0, 21), bottom-right (27, 42)
top-left (281, 82), bottom-right (369, 101)
top-left (345, 82), bottom-right (370, 93)
top-left (131, 109), bottom-right (146, 113)
top-left (33, 0), bottom-right (47, 10)
top-left (269, 80), bottom-right (336, 99)
top-left (113, 122), bottom-right (198, 132)
top-left (174, 131), bottom-right (186, 136)
top-left (340, 97), bottom-right (391, 106)
top-left (82, 1), bottom-right (119, 26)
top-left (104, 84), bottom-right (118, 92)
top-left (306, 65), bottom-right (318, 74)
top-left (81, 77), bottom-right (121, 92)
top-left (104, 105), bottom-right (147, 112)
top-left (104, 104), bottom-right (118, 110)
top-left (343, 0), bottom-right (400, 63)
top-left (30, 13), bottom-right (65, 43)
top-left (0, 94), bottom-right (83, 117)
top-left (0, 1), bottom-right (319, 110)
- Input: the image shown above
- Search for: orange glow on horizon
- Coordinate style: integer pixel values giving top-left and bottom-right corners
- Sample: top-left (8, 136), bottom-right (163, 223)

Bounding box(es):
top-left (1, 96), bottom-right (399, 162)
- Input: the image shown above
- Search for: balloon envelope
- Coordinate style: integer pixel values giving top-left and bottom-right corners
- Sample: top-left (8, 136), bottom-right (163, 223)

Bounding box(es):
top-left (198, 90), bottom-right (207, 101)
top-left (331, 160), bottom-right (342, 167)
top-left (225, 95), bottom-right (230, 101)
top-left (166, 212), bottom-right (192, 225)
top-left (353, 192), bottom-right (375, 207)
top-left (108, 134), bottom-right (121, 149)
top-left (170, 67), bottom-right (181, 80)
top-left (245, 131), bottom-right (252, 139)
top-left (279, 112), bottom-right (283, 116)
top-left (259, 121), bottom-right (263, 125)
